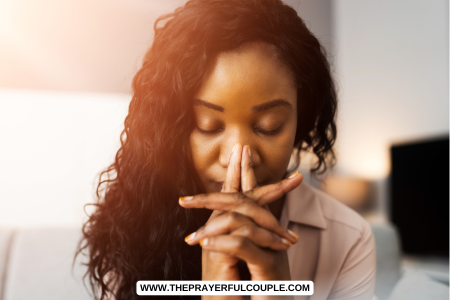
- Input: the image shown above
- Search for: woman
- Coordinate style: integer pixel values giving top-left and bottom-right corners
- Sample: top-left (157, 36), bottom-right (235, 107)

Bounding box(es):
top-left (75, 0), bottom-right (376, 299)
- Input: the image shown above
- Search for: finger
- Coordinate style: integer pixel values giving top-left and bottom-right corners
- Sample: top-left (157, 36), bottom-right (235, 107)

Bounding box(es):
top-left (179, 193), bottom-right (297, 243)
top-left (241, 145), bottom-right (257, 193)
top-left (185, 211), bottom-right (290, 249)
top-left (247, 171), bottom-right (303, 206)
top-left (233, 201), bottom-right (297, 243)
top-left (222, 142), bottom-right (242, 193)
top-left (199, 235), bottom-right (271, 266)
top-left (185, 211), bottom-right (252, 245)
top-left (230, 223), bottom-right (292, 251)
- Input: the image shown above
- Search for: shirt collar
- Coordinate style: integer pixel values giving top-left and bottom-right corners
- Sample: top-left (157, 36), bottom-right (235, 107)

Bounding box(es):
top-left (283, 181), bottom-right (327, 230)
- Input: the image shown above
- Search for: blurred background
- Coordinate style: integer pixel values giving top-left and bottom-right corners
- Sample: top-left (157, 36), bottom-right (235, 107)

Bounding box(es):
top-left (0, 0), bottom-right (448, 299)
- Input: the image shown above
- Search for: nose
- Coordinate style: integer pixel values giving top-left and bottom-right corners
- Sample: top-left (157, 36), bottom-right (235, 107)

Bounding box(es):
top-left (219, 140), bottom-right (261, 169)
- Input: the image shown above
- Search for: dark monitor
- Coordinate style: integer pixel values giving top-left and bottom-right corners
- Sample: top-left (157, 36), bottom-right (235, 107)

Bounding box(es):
top-left (390, 136), bottom-right (449, 258)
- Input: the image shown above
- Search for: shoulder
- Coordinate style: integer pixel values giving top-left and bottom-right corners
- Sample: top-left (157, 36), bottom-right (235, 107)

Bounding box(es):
top-left (293, 183), bottom-right (377, 299)
top-left (285, 181), bottom-right (375, 250)
top-left (285, 182), bottom-right (376, 298)
top-left (303, 182), bottom-right (372, 239)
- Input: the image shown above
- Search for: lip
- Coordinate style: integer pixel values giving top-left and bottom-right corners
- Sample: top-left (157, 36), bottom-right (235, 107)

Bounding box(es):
top-left (214, 181), bottom-right (224, 192)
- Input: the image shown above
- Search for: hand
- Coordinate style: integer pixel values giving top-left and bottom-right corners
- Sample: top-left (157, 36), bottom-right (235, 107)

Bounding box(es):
top-left (179, 143), bottom-right (302, 282)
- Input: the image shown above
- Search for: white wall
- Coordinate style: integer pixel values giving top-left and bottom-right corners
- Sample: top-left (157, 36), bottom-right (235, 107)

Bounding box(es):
top-left (0, 89), bottom-right (129, 228)
top-left (332, 0), bottom-right (449, 179)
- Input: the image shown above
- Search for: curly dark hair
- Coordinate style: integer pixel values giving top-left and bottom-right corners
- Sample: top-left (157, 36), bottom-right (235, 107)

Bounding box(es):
top-left (74, 0), bottom-right (337, 299)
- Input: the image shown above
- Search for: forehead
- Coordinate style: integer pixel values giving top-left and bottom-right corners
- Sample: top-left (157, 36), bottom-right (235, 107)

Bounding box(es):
top-left (194, 42), bottom-right (297, 112)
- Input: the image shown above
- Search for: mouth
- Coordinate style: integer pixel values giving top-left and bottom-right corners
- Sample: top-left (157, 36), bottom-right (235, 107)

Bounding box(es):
top-left (214, 181), bottom-right (224, 192)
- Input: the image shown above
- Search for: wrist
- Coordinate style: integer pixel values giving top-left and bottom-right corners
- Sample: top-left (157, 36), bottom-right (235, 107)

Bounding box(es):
top-left (248, 251), bottom-right (292, 281)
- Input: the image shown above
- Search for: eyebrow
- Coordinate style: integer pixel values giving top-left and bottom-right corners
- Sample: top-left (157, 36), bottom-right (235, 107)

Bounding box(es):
top-left (252, 99), bottom-right (293, 112)
top-left (193, 99), bottom-right (224, 112)
top-left (193, 99), bottom-right (293, 113)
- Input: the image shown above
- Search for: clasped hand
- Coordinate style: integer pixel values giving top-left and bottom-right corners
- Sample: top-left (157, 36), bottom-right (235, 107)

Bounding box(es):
top-left (179, 143), bottom-right (302, 297)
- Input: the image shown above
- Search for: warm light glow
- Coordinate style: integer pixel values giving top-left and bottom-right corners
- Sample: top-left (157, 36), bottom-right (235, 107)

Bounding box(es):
top-left (321, 175), bottom-right (370, 209)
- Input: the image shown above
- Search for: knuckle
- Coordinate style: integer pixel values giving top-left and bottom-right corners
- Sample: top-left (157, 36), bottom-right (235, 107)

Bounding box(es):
top-left (234, 237), bottom-right (247, 250)
top-left (262, 184), bottom-right (277, 197)
top-left (244, 189), bottom-right (256, 199)
top-left (266, 215), bottom-right (281, 229)
top-left (270, 232), bottom-right (280, 244)
top-left (241, 223), bottom-right (255, 236)
top-left (197, 225), bottom-right (206, 234)
top-left (226, 211), bottom-right (240, 223)
top-left (240, 200), bottom-right (256, 213)
top-left (274, 181), bottom-right (284, 191)
top-left (237, 192), bottom-right (247, 200)
top-left (234, 192), bottom-right (247, 204)
top-left (199, 193), bottom-right (211, 203)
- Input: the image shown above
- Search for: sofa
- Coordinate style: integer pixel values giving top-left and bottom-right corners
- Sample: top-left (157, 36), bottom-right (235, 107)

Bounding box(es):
top-left (0, 224), bottom-right (448, 300)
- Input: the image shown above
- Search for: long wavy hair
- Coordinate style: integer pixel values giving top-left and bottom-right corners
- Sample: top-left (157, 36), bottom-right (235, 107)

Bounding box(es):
top-left (74, 0), bottom-right (337, 299)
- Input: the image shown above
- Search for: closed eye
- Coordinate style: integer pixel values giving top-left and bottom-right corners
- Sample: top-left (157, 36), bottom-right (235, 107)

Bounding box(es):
top-left (254, 125), bottom-right (283, 136)
top-left (197, 125), bottom-right (283, 136)
top-left (197, 126), bottom-right (224, 135)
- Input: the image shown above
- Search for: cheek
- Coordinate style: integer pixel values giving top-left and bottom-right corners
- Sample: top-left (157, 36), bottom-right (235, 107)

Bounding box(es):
top-left (263, 124), bottom-right (297, 181)
top-left (188, 131), bottom-right (218, 177)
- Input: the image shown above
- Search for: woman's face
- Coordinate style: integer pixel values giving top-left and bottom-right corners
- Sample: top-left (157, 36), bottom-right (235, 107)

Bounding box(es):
top-left (189, 42), bottom-right (298, 193)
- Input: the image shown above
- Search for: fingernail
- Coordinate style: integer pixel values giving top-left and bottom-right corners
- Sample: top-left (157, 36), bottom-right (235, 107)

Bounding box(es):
top-left (288, 229), bottom-right (299, 241)
top-left (199, 238), bottom-right (208, 247)
top-left (179, 196), bottom-right (194, 201)
top-left (247, 145), bottom-right (251, 158)
top-left (288, 172), bottom-right (299, 179)
top-left (281, 238), bottom-right (292, 247)
top-left (184, 232), bottom-right (196, 243)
